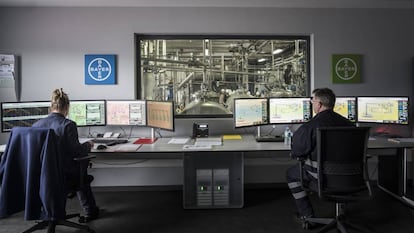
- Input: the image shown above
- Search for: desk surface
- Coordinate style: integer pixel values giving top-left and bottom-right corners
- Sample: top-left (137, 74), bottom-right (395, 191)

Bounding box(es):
top-left (139, 135), bottom-right (291, 153)
top-left (1, 135), bottom-right (414, 154)
top-left (87, 135), bottom-right (414, 154)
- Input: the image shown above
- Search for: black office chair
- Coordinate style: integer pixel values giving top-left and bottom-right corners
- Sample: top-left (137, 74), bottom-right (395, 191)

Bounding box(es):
top-left (0, 127), bottom-right (95, 233)
top-left (300, 126), bottom-right (372, 233)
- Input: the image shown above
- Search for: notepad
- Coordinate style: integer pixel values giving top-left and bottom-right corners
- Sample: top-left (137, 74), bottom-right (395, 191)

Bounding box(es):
top-left (133, 138), bottom-right (157, 144)
top-left (222, 134), bottom-right (242, 140)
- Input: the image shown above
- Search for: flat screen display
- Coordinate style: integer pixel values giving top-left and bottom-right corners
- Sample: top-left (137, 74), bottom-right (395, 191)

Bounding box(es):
top-left (269, 97), bottom-right (312, 124)
top-left (1, 101), bottom-right (50, 132)
top-left (233, 98), bottom-right (268, 128)
top-left (334, 97), bottom-right (357, 122)
top-left (357, 97), bottom-right (408, 124)
top-left (68, 100), bottom-right (106, 127)
top-left (106, 100), bottom-right (146, 126)
top-left (146, 100), bottom-right (174, 131)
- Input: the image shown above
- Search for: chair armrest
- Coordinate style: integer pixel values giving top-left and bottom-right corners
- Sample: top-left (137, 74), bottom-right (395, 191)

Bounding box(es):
top-left (297, 158), bottom-right (307, 190)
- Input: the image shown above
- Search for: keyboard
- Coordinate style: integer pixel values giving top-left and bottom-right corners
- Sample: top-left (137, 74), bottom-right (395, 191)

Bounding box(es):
top-left (92, 138), bottom-right (129, 146)
top-left (255, 135), bottom-right (284, 142)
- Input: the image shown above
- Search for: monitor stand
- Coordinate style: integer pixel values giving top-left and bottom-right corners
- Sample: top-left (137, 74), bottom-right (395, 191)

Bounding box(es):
top-left (255, 125), bottom-right (283, 142)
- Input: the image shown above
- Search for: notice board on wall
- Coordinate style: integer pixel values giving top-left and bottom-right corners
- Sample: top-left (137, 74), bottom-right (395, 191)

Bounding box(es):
top-left (0, 54), bottom-right (19, 102)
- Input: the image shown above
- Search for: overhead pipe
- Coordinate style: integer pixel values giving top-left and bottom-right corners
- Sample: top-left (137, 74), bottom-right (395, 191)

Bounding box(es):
top-left (178, 72), bottom-right (195, 89)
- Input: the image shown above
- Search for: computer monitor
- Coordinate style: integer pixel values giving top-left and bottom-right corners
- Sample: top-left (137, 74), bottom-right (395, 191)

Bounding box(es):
top-left (106, 100), bottom-right (146, 126)
top-left (334, 97), bottom-right (357, 122)
top-left (146, 100), bottom-right (174, 131)
top-left (357, 97), bottom-right (408, 124)
top-left (1, 101), bottom-right (50, 132)
top-left (268, 97), bottom-right (312, 124)
top-left (233, 98), bottom-right (268, 128)
top-left (68, 100), bottom-right (106, 127)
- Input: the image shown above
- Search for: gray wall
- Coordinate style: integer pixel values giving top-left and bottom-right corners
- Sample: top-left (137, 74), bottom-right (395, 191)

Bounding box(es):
top-left (1, 7), bottom-right (414, 139)
top-left (1, 7), bottom-right (413, 186)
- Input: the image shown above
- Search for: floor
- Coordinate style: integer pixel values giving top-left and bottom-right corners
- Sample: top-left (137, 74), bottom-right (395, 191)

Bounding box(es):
top-left (1, 186), bottom-right (414, 233)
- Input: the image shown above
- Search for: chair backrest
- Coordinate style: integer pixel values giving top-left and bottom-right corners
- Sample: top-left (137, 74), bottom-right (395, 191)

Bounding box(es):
top-left (0, 127), bottom-right (66, 220)
top-left (316, 126), bottom-right (371, 200)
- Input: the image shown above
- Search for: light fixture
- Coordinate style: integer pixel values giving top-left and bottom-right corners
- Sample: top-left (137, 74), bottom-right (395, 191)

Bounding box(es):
top-left (272, 49), bottom-right (283, 55)
top-left (258, 58), bottom-right (267, 62)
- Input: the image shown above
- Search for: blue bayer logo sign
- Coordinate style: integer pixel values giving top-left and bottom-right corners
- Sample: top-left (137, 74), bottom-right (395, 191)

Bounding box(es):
top-left (85, 55), bottom-right (116, 84)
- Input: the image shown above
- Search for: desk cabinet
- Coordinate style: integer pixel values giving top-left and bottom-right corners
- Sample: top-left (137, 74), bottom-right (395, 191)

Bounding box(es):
top-left (183, 151), bottom-right (243, 209)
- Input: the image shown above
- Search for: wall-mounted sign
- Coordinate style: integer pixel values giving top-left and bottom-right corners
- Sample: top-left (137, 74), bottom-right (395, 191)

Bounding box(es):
top-left (332, 54), bottom-right (361, 84)
top-left (85, 54), bottom-right (116, 85)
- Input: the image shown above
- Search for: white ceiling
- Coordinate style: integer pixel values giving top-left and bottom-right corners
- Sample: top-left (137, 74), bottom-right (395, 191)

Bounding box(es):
top-left (1, 0), bottom-right (414, 8)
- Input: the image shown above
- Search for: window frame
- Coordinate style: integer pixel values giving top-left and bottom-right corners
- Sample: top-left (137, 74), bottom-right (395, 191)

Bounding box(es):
top-left (135, 34), bottom-right (311, 118)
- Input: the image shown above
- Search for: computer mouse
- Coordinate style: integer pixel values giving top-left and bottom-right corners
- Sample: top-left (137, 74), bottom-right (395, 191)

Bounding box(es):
top-left (96, 144), bottom-right (107, 150)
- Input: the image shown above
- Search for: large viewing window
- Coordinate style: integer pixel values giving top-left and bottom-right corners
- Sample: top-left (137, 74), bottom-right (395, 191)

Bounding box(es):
top-left (136, 35), bottom-right (311, 117)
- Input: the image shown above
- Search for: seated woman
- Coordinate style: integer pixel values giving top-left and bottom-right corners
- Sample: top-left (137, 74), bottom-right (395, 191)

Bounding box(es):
top-left (32, 88), bottom-right (99, 222)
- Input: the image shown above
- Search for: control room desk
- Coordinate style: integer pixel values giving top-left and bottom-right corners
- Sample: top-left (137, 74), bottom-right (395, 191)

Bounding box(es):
top-left (90, 135), bottom-right (291, 209)
top-left (2, 135), bottom-right (414, 209)
top-left (367, 138), bottom-right (414, 208)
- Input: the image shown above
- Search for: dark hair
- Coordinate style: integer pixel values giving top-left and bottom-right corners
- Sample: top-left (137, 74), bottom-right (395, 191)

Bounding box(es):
top-left (312, 88), bottom-right (336, 109)
top-left (51, 88), bottom-right (70, 112)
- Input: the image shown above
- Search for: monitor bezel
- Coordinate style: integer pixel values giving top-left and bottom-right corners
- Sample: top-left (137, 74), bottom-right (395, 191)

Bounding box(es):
top-left (268, 97), bottom-right (312, 124)
top-left (356, 96), bottom-right (409, 125)
top-left (105, 99), bottom-right (147, 126)
top-left (1, 100), bottom-right (50, 132)
top-left (68, 100), bottom-right (107, 127)
top-left (145, 100), bottom-right (175, 131)
top-left (233, 97), bottom-right (269, 129)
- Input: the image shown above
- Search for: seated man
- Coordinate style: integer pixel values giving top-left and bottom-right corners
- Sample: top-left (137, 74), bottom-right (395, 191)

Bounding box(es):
top-left (32, 88), bottom-right (99, 222)
top-left (286, 88), bottom-right (354, 226)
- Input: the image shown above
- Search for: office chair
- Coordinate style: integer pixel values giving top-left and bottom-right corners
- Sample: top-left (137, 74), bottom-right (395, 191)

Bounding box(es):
top-left (300, 126), bottom-right (372, 233)
top-left (0, 127), bottom-right (95, 233)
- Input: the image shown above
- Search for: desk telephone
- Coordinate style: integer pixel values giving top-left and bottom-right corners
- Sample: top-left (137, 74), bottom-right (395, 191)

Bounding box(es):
top-left (193, 122), bottom-right (209, 138)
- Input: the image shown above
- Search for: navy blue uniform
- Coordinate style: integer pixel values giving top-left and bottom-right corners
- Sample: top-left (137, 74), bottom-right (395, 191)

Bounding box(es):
top-left (286, 110), bottom-right (354, 217)
top-left (32, 113), bottom-right (97, 215)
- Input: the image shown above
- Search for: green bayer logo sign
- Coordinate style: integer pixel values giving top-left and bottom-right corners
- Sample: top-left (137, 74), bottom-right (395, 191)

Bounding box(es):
top-left (332, 54), bottom-right (361, 83)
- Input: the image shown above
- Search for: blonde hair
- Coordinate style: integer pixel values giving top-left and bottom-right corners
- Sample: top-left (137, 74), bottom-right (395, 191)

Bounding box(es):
top-left (51, 88), bottom-right (70, 112)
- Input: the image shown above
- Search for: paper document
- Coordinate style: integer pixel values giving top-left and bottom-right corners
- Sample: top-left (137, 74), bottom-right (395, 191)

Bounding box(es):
top-left (182, 144), bottom-right (212, 150)
top-left (114, 144), bottom-right (142, 152)
top-left (195, 137), bottom-right (222, 146)
top-left (0, 144), bottom-right (6, 152)
top-left (168, 137), bottom-right (190, 144)
top-left (388, 138), bottom-right (414, 143)
top-left (79, 138), bottom-right (93, 144)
